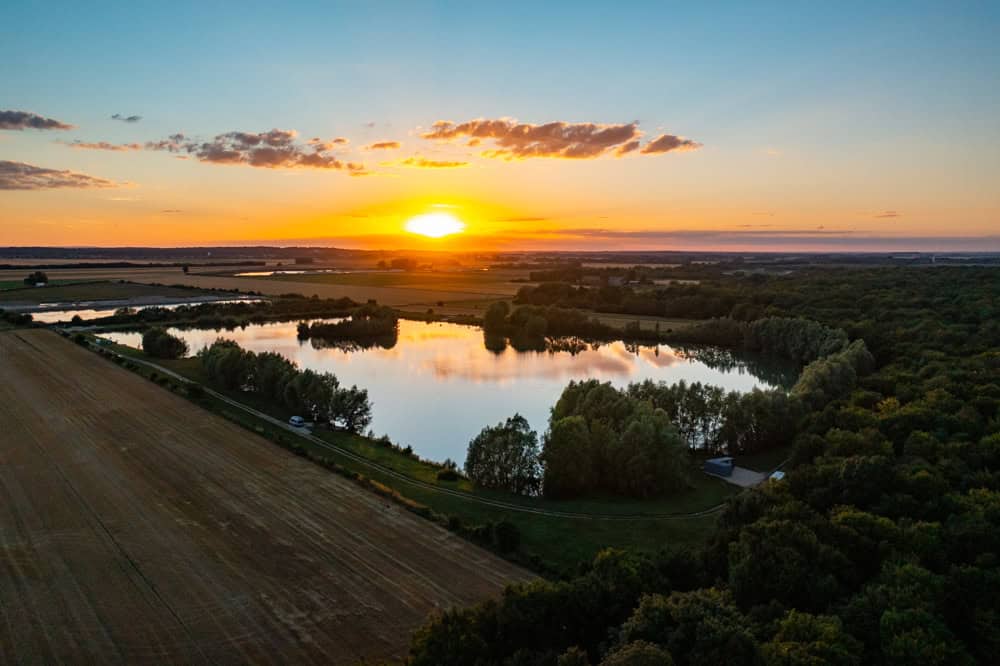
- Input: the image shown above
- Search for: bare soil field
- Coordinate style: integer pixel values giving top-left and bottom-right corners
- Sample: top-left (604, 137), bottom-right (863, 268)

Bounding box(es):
top-left (0, 330), bottom-right (529, 664)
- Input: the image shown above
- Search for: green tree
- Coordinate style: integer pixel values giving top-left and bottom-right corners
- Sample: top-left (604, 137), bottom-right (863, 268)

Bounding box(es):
top-left (600, 641), bottom-right (674, 666)
top-left (328, 385), bottom-right (372, 432)
top-left (483, 301), bottom-right (510, 332)
top-left (761, 611), bottom-right (863, 666)
top-left (141, 327), bottom-right (188, 359)
top-left (465, 414), bottom-right (541, 495)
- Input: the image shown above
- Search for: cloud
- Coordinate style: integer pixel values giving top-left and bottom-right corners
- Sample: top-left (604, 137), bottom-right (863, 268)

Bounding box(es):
top-left (422, 117), bottom-right (700, 160)
top-left (640, 133), bottom-right (702, 154)
top-left (875, 210), bottom-right (901, 218)
top-left (60, 140), bottom-right (143, 151)
top-left (366, 140), bottom-right (400, 150)
top-left (497, 215), bottom-right (550, 222)
top-left (0, 160), bottom-right (117, 190)
top-left (364, 121), bottom-right (376, 128)
top-left (547, 228), bottom-right (864, 240)
top-left (161, 209), bottom-right (182, 213)
top-left (145, 128), bottom-right (365, 172)
top-left (392, 157), bottom-right (468, 168)
top-left (616, 140), bottom-right (641, 156)
top-left (111, 113), bottom-right (142, 123)
top-left (423, 118), bottom-right (644, 159)
top-left (0, 110), bottom-right (74, 131)
top-left (308, 136), bottom-right (348, 150)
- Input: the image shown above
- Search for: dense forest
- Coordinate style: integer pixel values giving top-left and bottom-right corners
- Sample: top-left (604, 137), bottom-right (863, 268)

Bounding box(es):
top-left (408, 266), bottom-right (1000, 665)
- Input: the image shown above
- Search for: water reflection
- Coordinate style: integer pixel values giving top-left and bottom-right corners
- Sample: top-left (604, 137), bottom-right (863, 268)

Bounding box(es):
top-left (27, 299), bottom-right (262, 324)
top-left (100, 319), bottom-right (793, 463)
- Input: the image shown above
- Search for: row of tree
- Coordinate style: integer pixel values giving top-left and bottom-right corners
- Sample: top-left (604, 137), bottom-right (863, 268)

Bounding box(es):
top-left (296, 303), bottom-right (399, 344)
top-left (198, 339), bottom-right (372, 432)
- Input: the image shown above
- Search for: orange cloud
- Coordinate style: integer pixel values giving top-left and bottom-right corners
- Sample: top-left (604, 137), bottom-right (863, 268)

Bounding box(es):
top-left (640, 133), bottom-right (702, 154)
top-left (422, 117), bottom-right (644, 159)
top-left (61, 140), bottom-right (143, 151)
top-left (393, 157), bottom-right (468, 168)
top-left (422, 117), bottom-right (701, 160)
top-left (366, 140), bottom-right (400, 150)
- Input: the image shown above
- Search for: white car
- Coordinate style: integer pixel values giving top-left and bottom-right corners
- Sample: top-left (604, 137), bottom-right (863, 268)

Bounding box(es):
top-left (288, 416), bottom-right (307, 427)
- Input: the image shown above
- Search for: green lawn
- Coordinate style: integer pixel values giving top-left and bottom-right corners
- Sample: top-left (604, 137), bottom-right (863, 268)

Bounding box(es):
top-left (105, 342), bottom-right (738, 573)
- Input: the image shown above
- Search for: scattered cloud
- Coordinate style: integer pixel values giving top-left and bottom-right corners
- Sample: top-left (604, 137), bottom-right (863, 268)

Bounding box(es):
top-left (421, 117), bottom-right (701, 160)
top-left (59, 140), bottom-right (143, 151)
top-left (875, 210), bottom-right (901, 218)
top-left (366, 140), bottom-right (401, 150)
top-left (763, 147), bottom-right (781, 157)
top-left (497, 215), bottom-right (550, 222)
top-left (161, 209), bottom-right (182, 213)
top-left (308, 136), bottom-right (348, 150)
top-left (0, 160), bottom-right (117, 190)
top-left (616, 140), bottom-right (641, 156)
top-left (364, 121), bottom-right (376, 128)
top-left (0, 110), bottom-right (74, 131)
top-left (145, 128), bottom-right (364, 172)
top-left (111, 113), bottom-right (142, 123)
top-left (422, 118), bottom-right (646, 159)
top-left (392, 157), bottom-right (468, 168)
top-left (640, 133), bottom-right (702, 154)
top-left (544, 228), bottom-right (866, 240)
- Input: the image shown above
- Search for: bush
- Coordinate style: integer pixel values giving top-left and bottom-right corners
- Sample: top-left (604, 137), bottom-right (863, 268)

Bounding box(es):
top-left (141, 327), bottom-right (189, 359)
top-left (492, 520), bottom-right (521, 553)
top-left (436, 468), bottom-right (460, 482)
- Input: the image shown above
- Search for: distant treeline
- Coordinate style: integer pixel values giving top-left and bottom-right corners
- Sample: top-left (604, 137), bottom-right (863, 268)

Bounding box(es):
top-left (0, 246), bottom-right (376, 261)
top-left (481, 301), bottom-right (661, 352)
top-left (0, 261), bottom-right (266, 270)
top-left (296, 303), bottom-right (398, 349)
top-left (88, 295), bottom-right (360, 329)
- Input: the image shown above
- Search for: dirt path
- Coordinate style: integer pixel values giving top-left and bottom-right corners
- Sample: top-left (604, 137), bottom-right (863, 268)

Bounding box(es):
top-left (0, 329), bottom-right (530, 664)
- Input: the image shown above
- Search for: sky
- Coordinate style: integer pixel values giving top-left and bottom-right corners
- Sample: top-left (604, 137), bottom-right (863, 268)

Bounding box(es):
top-left (1, 1), bottom-right (999, 251)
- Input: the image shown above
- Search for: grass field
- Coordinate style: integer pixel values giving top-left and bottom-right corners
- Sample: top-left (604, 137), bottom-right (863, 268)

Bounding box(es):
top-left (0, 280), bottom-right (215, 305)
top-left (256, 269), bottom-right (526, 294)
top-left (0, 330), bottom-right (529, 664)
top-left (110, 347), bottom-right (737, 572)
top-left (0, 279), bottom-right (79, 291)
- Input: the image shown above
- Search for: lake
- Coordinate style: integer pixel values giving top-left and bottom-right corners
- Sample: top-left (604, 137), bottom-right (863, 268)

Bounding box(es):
top-left (100, 319), bottom-right (795, 464)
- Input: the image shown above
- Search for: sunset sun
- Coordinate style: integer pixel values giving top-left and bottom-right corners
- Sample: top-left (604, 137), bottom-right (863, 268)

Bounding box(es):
top-left (404, 212), bottom-right (465, 238)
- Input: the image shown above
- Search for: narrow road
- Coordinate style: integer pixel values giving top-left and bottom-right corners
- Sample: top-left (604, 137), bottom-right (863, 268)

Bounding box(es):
top-left (103, 344), bottom-right (738, 522)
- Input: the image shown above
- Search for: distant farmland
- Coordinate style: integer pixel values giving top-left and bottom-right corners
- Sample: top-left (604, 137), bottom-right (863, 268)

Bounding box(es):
top-left (0, 329), bottom-right (529, 664)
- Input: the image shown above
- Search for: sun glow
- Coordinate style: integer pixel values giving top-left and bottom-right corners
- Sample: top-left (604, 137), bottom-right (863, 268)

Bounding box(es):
top-left (404, 212), bottom-right (466, 238)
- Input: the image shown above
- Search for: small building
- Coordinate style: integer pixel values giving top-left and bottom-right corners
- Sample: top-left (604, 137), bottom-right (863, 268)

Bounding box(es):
top-left (703, 457), bottom-right (734, 477)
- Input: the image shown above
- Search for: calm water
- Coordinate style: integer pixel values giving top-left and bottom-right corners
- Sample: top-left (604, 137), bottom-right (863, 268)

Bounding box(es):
top-left (101, 319), bottom-right (793, 464)
top-left (29, 299), bottom-right (263, 324)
